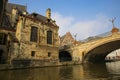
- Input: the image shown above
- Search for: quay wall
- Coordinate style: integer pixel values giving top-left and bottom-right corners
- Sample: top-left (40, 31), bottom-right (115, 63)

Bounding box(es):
top-left (0, 59), bottom-right (81, 70)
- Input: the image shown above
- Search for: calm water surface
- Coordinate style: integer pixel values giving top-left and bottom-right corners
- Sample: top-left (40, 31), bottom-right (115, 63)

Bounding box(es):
top-left (0, 61), bottom-right (120, 80)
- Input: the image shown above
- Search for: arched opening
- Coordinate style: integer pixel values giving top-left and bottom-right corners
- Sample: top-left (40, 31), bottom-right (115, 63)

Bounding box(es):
top-left (105, 49), bottom-right (120, 62)
top-left (59, 51), bottom-right (72, 62)
top-left (83, 40), bottom-right (120, 63)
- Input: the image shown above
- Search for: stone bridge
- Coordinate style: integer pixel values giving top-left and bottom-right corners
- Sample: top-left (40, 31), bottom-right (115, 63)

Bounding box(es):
top-left (59, 32), bottom-right (120, 64)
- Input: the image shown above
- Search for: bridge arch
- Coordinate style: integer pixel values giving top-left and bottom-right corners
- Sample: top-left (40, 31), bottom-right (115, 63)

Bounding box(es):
top-left (83, 39), bottom-right (120, 63)
top-left (59, 51), bottom-right (72, 62)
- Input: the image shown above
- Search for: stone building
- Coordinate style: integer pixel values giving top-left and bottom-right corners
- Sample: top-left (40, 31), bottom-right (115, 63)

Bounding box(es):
top-left (0, 1), bottom-right (27, 64)
top-left (0, 1), bottom-right (59, 65)
top-left (60, 32), bottom-right (79, 47)
top-left (15, 10), bottom-right (59, 61)
top-left (0, 0), bottom-right (13, 64)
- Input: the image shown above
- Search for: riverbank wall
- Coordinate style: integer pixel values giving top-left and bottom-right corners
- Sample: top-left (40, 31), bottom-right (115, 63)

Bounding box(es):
top-left (0, 59), bottom-right (81, 70)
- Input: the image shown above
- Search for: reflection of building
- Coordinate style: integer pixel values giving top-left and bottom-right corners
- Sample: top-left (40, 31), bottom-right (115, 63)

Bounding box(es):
top-left (0, 1), bottom-right (59, 65)
top-left (106, 61), bottom-right (120, 75)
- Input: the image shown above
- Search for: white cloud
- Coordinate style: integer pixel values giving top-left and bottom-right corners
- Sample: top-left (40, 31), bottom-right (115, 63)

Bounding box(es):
top-left (52, 12), bottom-right (74, 35)
top-left (52, 12), bottom-right (111, 40)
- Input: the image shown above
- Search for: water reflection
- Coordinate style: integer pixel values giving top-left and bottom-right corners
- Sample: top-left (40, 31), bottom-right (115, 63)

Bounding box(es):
top-left (59, 66), bottom-right (73, 80)
top-left (83, 64), bottom-right (109, 79)
top-left (106, 61), bottom-right (120, 75)
top-left (0, 62), bottom-right (120, 80)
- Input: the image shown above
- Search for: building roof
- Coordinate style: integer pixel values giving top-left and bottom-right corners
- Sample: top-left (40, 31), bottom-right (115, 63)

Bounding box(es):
top-left (24, 12), bottom-right (58, 28)
top-left (60, 32), bottom-right (74, 41)
top-left (30, 13), bottom-right (48, 23)
top-left (6, 3), bottom-right (27, 14)
top-left (0, 3), bottom-right (27, 30)
top-left (1, 2), bottom-right (58, 31)
top-left (60, 32), bottom-right (75, 44)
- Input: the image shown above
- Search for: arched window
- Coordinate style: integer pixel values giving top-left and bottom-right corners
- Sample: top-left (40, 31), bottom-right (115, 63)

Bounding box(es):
top-left (30, 26), bottom-right (38, 42)
top-left (47, 30), bottom-right (52, 44)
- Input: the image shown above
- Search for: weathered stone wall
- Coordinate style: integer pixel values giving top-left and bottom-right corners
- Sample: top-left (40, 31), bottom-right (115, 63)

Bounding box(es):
top-left (15, 16), bottom-right (59, 62)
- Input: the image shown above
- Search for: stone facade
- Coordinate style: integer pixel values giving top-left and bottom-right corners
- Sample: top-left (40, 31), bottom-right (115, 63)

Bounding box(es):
top-left (0, 1), bottom-right (60, 65)
top-left (14, 13), bottom-right (59, 61)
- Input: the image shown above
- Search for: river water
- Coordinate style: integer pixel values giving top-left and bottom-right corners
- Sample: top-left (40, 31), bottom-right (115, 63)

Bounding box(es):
top-left (0, 61), bottom-right (120, 80)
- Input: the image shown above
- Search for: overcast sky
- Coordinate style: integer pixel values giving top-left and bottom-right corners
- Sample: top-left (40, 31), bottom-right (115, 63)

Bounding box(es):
top-left (9, 0), bottom-right (120, 40)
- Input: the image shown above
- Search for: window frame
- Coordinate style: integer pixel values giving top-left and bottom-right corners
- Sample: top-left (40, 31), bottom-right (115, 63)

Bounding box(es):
top-left (47, 30), bottom-right (52, 44)
top-left (30, 26), bottom-right (38, 42)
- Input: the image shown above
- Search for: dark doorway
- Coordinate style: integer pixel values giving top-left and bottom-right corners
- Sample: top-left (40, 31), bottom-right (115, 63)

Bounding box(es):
top-left (59, 51), bottom-right (72, 62)
top-left (0, 49), bottom-right (3, 64)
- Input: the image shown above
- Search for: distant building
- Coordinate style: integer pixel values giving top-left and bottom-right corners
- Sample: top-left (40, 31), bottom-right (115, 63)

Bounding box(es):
top-left (60, 32), bottom-right (79, 47)
top-left (0, 1), bottom-right (59, 64)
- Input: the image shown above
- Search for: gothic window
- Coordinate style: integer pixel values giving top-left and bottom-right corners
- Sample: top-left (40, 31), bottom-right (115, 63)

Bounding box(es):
top-left (0, 33), bottom-right (7, 45)
top-left (47, 30), bottom-right (52, 44)
top-left (30, 26), bottom-right (38, 42)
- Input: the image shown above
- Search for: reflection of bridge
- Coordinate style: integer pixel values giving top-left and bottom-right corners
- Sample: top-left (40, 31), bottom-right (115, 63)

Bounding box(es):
top-left (59, 32), bottom-right (120, 63)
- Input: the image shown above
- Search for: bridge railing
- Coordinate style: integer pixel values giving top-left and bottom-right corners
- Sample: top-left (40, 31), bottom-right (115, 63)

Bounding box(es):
top-left (82, 32), bottom-right (113, 43)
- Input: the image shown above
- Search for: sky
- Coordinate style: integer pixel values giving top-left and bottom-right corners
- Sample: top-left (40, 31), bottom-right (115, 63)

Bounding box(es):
top-left (9, 0), bottom-right (120, 40)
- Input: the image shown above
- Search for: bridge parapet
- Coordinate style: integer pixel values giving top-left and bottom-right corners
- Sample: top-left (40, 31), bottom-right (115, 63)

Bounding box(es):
top-left (76, 32), bottom-right (120, 49)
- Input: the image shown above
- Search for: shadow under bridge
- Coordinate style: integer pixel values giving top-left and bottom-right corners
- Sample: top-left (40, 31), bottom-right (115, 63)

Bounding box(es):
top-left (83, 40), bottom-right (120, 63)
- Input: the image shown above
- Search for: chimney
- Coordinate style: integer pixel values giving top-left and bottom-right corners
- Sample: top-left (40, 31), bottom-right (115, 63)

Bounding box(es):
top-left (11, 6), bottom-right (18, 27)
top-left (23, 10), bottom-right (27, 15)
top-left (46, 8), bottom-right (51, 19)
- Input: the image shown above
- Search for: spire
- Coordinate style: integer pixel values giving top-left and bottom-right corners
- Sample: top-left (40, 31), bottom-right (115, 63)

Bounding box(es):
top-left (109, 17), bottom-right (116, 28)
